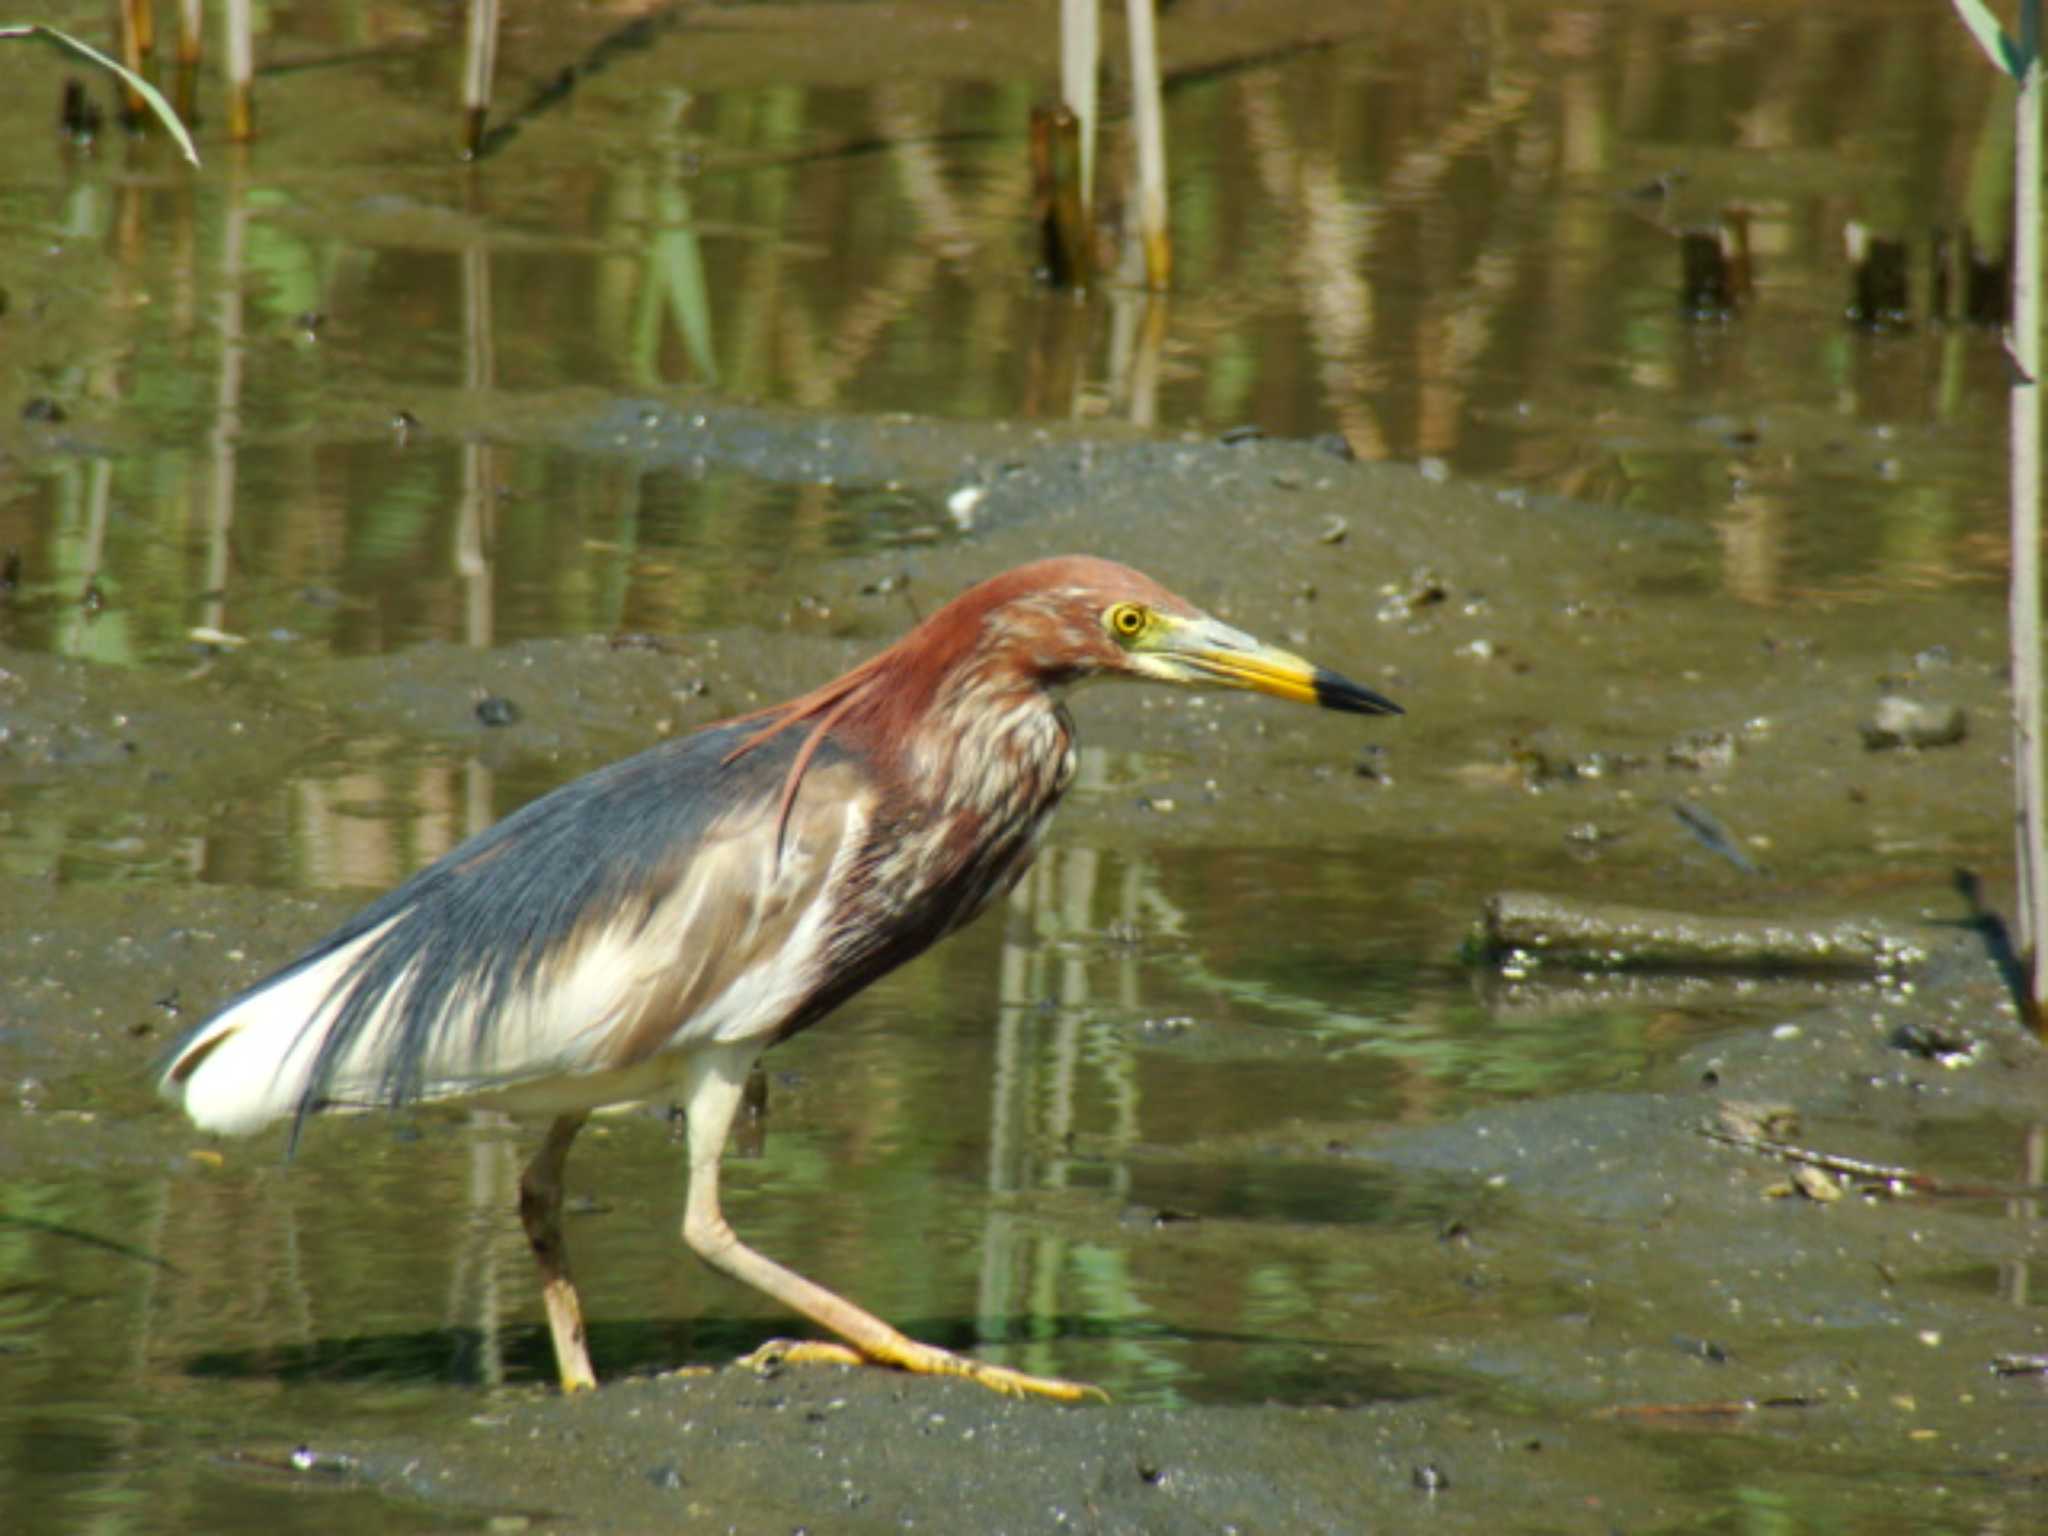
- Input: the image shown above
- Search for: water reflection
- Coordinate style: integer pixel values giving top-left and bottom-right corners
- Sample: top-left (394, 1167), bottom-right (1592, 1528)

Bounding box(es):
top-left (4, 443), bottom-right (960, 664)
top-left (0, 0), bottom-right (2021, 659)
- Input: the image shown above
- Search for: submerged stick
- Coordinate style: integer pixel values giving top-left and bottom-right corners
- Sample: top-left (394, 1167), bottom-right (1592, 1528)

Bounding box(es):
top-left (1476, 891), bottom-right (1930, 975)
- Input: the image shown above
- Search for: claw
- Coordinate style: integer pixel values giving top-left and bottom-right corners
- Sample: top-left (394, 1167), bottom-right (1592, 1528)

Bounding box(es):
top-left (735, 1336), bottom-right (1107, 1403)
top-left (738, 1338), bottom-right (863, 1374)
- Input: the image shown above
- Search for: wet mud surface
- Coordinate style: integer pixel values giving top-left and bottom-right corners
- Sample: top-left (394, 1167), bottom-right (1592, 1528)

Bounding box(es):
top-left (7, 405), bottom-right (2046, 1531)
top-left (322, 938), bottom-right (2044, 1536)
top-left (300, 913), bottom-right (2044, 1536)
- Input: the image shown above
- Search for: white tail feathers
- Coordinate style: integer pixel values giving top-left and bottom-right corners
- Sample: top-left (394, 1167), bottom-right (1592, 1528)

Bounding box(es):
top-left (160, 999), bottom-right (322, 1135)
top-left (159, 921), bottom-right (396, 1136)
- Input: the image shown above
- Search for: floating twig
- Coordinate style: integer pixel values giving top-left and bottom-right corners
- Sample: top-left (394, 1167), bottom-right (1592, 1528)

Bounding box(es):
top-left (1599, 1394), bottom-right (1824, 1421)
top-left (1698, 1122), bottom-right (2048, 1201)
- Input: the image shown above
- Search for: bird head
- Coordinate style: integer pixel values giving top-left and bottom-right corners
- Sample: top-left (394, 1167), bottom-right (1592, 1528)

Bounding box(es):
top-left (947, 555), bottom-right (1402, 717)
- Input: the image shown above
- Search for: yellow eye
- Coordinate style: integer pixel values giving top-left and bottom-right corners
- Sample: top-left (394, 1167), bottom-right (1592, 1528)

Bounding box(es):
top-left (1106, 602), bottom-right (1148, 640)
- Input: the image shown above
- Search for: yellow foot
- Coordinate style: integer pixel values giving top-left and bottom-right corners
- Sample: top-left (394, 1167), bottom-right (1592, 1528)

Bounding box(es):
top-left (552, 1349), bottom-right (597, 1394)
top-left (736, 1337), bottom-right (1107, 1404)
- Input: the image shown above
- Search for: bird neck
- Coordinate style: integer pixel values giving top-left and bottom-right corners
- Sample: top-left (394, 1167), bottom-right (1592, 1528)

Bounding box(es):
top-left (720, 596), bottom-right (1079, 833)
top-left (904, 658), bottom-right (1074, 821)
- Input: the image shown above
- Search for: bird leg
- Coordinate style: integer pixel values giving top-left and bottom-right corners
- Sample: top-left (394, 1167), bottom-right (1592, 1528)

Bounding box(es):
top-left (517, 1112), bottom-right (597, 1393)
top-left (676, 1046), bottom-right (1104, 1404)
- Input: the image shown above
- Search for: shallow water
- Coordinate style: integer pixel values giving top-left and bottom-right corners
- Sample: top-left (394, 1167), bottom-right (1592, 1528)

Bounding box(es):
top-left (0, 2), bottom-right (2034, 1530)
top-left (1, 1), bottom-right (2014, 668)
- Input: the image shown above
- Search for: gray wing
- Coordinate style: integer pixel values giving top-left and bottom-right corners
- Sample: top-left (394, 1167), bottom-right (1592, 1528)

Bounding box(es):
top-left (161, 726), bottom-right (873, 1134)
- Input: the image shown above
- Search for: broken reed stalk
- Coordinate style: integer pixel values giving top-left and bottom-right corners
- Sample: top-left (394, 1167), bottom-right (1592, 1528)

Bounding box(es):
top-left (1031, 104), bottom-right (1090, 289)
top-left (1048, 0), bottom-right (1170, 292)
top-left (119, 0), bottom-right (155, 131)
top-left (462, 0), bottom-right (500, 159)
top-left (1125, 0), bottom-right (1170, 290)
top-left (175, 0), bottom-right (201, 125)
top-left (225, 0), bottom-right (254, 142)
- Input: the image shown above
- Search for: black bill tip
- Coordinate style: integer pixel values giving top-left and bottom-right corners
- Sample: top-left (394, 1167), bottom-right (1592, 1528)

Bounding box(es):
top-left (1314, 668), bottom-right (1403, 717)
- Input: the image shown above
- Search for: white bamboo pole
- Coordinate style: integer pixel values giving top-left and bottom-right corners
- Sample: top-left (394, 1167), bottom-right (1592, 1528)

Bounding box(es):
top-left (1061, 0), bottom-right (1098, 211)
top-left (1125, 0), bottom-right (1169, 290)
top-left (2010, 41), bottom-right (2047, 1012)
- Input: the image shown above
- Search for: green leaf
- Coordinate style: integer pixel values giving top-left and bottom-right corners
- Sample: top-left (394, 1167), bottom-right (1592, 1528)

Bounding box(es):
top-left (0, 23), bottom-right (201, 166)
top-left (1950, 0), bottom-right (2027, 77)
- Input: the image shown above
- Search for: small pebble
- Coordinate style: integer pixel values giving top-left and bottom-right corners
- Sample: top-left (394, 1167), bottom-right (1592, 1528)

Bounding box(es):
top-left (1861, 695), bottom-right (1966, 750)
